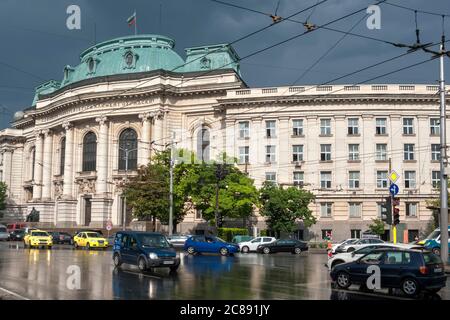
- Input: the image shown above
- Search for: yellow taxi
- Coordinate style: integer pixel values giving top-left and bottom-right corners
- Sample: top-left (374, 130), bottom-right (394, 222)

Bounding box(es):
top-left (23, 230), bottom-right (53, 249)
top-left (73, 231), bottom-right (108, 250)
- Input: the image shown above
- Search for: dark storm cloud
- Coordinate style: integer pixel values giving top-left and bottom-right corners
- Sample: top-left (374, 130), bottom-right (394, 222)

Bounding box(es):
top-left (0, 0), bottom-right (449, 128)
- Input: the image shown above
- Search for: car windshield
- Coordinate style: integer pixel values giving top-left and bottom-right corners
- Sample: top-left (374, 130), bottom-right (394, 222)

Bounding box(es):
top-left (137, 234), bottom-right (170, 248)
top-left (342, 239), bottom-right (358, 245)
top-left (216, 237), bottom-right (226, 243)
top-left (32, 231), bottom-right (49, 236)
top-left (86, 232), bottom-right (102, 238)
top-left (426, 230), bottom-right (441, 240)
top-left (0, 228), bottom-right (7, 233)
top-left (423, 252), bottom-right (443, 265)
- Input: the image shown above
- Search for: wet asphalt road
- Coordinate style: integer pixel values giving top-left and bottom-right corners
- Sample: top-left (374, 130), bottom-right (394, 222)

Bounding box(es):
top-left (0, 242), bottom-right (449, 300)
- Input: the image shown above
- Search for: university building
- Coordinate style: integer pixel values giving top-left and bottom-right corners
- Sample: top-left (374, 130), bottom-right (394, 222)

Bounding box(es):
top-left (0, 34), bottom-right (446, 241)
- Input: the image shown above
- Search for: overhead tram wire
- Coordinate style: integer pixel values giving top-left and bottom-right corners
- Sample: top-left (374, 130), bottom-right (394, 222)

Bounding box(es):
top-left (383, 1), bottom-right (450, 18)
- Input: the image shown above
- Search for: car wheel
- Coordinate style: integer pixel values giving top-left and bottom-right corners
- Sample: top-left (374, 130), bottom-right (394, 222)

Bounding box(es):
top-left (74, 242), bottom-right (78, 250)
top-left (23, 241), bottom-right (27, 249)
top-left (220, 247), bottom-right (229, 256)
top-left (432, 248), bottom-right (440, 255)
top-left (347, 247), bottom-right (355, 253)
top-left (331, 260), bottom-right (344, 269)
top-left (294, 247), bottom-right (302, 254)
top-left (113, 253), bottom-right (122, 267)
top-left (336, 272), bottom-right (351, 289)
top-left (263, 247), bottom-right (270, 254)
top-left (401, 278), bottom-right (419, 297)
top-left (241, 246), bottom-right (249, 253)
top-left (170, 265), bottom-right (179, 272)
top-left (138, 257), bottom-right (147, 272)
top-left (48, 246), bottom-right (52, 250)
top-left (187, 246), bottom-right (195, 255)
top-left (86, 243), bottom-right (90, 250)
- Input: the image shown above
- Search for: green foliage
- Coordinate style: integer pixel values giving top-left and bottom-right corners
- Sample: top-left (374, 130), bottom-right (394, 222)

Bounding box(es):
top-left (259, 230), bottom-right (268, 237)
top-left (259, 182), bottom-right (316, 236)
top-left (368, 218), bottom-right (386, 236)
top-left (217, 228), bottom-right (248, 242)
top-left (0, 182), bottom-right (7, 211)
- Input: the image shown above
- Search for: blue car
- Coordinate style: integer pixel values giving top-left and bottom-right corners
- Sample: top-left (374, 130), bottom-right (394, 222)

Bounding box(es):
top-left (330, 247), bottom-right (446, 296)
top-left (113, 231), bottom-right (180, 272)
top-left (184, 235), bottom-right (240, 256)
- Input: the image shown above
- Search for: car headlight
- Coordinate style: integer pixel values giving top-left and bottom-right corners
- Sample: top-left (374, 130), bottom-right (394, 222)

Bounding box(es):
top-left (149, 253), bottom-right (158, 259)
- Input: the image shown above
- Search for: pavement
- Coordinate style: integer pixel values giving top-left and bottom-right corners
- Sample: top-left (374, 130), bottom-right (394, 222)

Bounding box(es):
top-left (0, 241), bottom-right (449, 300)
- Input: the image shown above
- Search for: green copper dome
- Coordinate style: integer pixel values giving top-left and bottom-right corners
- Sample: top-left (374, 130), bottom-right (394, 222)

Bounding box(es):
top-left (61, 35), bottom-right (185, 86)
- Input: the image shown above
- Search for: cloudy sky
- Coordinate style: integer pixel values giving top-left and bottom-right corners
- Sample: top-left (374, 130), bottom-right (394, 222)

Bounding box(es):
top-left (0, 0), bottom-right (449, 128)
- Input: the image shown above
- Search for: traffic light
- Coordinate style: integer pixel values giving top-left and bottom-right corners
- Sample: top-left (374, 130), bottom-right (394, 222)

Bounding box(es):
top-left (381, 197), bottom-right (392, 225)
top-left (392, 197), bottom-right (400, 225)
top-left (382, 197), bottom-right (392, 225)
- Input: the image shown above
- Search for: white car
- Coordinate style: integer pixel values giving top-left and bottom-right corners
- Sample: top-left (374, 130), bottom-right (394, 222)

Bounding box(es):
top-left (239, 237), bottom-right (276, 253)
top-left (326, 242), bottom-right (418, 270)
top-left (330, 238), bottom-right (359, 254)
top-left (334, 238), bottom-right (385, 253)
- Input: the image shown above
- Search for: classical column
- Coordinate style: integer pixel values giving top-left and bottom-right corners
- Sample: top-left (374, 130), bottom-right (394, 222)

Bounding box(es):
top-left (42, 129), bottom-right (54, 200)
top-left (33, 131), bottom-right (44, 200)
top-left (62, 122), bottom-right (74, 198)
top-left (152, 110), bottom-right (164, 151)
top-left (2, 149), bottom-right (13, 195)
top-left (138, 112), bottom-right (151, 166)
top-left (96, 116), bottom-right (109, 195)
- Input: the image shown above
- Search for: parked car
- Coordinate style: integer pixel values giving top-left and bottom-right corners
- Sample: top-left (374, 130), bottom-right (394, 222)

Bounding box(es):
top-left (6, 223), bottom-right (27, 233)
top-left (231, 235), bottom-right (253, 244)
top-left (334, 238), bottom-right (385, 253)
top-left (113, 231), bottom-right (180, 272)
top-left (421, 226), bottom-right (450, 255)
top-left (257, 239), bottom-right (308, 254)
top-left (9, 229), bottom-right (26, 241)
top-left (239, 236), bottom-right (276, 253)
top-left (184, 235), bottom-right (240, 256)
top-left (23, 230), bottom-right (53, 249)
top-left (0, 225), bottom-right (9, 241)
top-left (330, 248), bottom-right (446, 296)
top-left (49, 231), bottom-right (73, 244)
top-left (330, 238), bottom-right (359, 254)
top-left (167, 234), bottom-right (190, 247)
top-left (73, 231), bottom-right (108, 250)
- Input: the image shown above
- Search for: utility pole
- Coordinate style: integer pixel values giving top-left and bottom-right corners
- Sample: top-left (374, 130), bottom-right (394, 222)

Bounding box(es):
top-left (168, 132), bottom-right (176, 237)
top-left (438, 39), bottom-right (449, 265)
top-left (389, 158), bottom-right (396, 243)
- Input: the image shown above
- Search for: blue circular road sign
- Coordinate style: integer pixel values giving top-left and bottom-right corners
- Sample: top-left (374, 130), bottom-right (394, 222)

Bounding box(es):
top-left (389, 184), bottom-right (399, 196)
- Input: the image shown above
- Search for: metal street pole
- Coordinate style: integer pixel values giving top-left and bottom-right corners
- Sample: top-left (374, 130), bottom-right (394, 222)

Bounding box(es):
top-left (122, 150), bottom-right (128, 231)
top-left (389, 158), bottom-right (396, 244)
top-left (439, 39), bottom-right (449, 265)
top-left (169, 133), bottom-right (175, 237)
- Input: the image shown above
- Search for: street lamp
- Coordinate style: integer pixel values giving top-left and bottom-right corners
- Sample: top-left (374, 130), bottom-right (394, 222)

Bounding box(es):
top-left (119, 145), bottom-right (137, 231)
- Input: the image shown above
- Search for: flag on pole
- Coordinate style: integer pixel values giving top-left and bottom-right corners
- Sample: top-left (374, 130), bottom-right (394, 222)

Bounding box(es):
top-left (127, 11), bottom-right (136, 26)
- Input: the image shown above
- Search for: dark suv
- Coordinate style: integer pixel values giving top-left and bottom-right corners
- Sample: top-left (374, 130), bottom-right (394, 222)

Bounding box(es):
top-left (112, 231), bottom-right (180, 273)
top-left (330, 248), bottom-right (446, 296)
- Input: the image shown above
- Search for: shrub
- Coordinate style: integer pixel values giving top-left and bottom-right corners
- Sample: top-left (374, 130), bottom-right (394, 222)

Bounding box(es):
top-left (259, 230), bottom-right (268, 237)
top-left (218, 228), bottom-right (248, 242)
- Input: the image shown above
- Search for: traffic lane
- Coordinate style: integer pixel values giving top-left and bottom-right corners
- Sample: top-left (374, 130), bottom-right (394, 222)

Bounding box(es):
top-left (0, 242), bottom-right (448, 300)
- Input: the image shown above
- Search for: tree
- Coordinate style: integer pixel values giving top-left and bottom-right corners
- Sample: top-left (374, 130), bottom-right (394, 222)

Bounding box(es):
top-left (368, 218), bottom-right (385, 236)
top-left (0, 182), bottom-right (7, 211)
top-left (259, 182), bottom-right (316, 238)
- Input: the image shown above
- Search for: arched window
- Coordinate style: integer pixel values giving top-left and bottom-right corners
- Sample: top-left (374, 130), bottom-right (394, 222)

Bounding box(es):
top-left (82, 132), bottom-right (97, 172)
top-left (60, 137), bottom-right (66, 175)
top-left (197, 126), bottom-right (210, 162)
top-left (119, 128), bottom-right (138, 170)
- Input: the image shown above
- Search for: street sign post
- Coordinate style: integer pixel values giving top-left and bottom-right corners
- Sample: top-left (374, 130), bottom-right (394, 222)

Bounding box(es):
top-left (106, 220), bottom-right (113, 237)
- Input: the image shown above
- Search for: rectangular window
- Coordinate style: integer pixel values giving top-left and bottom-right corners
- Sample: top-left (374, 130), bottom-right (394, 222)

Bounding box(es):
top-left (265, 145), bottom-right (276, 163)
top-left (431, 144), bottom-right (440, 161)
top-left (377, 171), bottom-right (388, 188)
top-left (404, 171), bottom-right (416, 189)
top-left (238, 146), bottom-right (249, 164)
top-left (430, 118), bottom-right (440, 135)
top-left (348, 144), bottom-right (360, 160)
top-left (320, 171), bottom-right (332, 189)
top-left (349, 202), bottom-right (362, 218)
top-left (292, 119), bottom-right (304, 136)
top-left (375, 118), bottom-right (387, 135)
top-left (195, 209), bottom-right (203, 220)
top-left (348, 118), bottom-right (359, 135)
top-left (320, 119), bottom-right (331, 135)
top-left (432, 171), bottom-right (440, 189)
top-left (239, 121), bottom-right (250, 139)
top-left (351, 229), bottom-right (361, 238)
top-left (376, 144), bottom-right (387, 161)
top-left (266, 120), bottom-right (276, 138)
top-left (265, 172), bottom-right (277, 183)
top-left (320, 204), bottom-right (332, 218)
top-left (403, 118), bottom-right (414, 135)
top-left (292, 145), bottom-right (304, 162)
top-left (293, 171), bottom-right (304, 186)
top-left (406, 203), bottom-right (417, 217)
top-left (321, 229), bottom-right (333, 240)
top-left (320, 144), bottom-right (332, 161)
top-left (348, 171), bottom-right (360, 189)
top-left (404, 144), bottom-right (415, 160)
